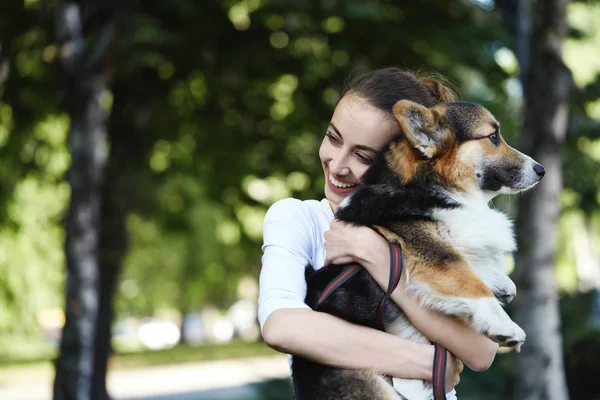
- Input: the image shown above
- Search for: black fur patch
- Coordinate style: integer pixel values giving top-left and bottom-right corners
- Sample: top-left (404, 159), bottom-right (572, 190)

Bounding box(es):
top-left (292, 265), bottom-right (402, 400)
top-left (480, 165), bottom-right (523, 191)
top-left (444, 102), bottom-right (490, 142)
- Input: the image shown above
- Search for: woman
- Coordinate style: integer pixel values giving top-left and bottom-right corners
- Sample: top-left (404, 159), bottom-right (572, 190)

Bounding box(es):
top-left (258, 68), bottom-right (498, 399)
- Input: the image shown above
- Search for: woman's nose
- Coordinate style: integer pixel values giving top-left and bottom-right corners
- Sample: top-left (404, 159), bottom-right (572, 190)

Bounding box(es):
top-left (329, 157), bottom-right (351, 175)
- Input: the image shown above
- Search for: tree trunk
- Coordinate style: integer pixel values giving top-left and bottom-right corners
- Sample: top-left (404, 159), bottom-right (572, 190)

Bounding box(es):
top-left (512, 0), bottom-right (574, 399)
top-left (53, 2), bottom-right (116, 399)
top-left (91, 81), bottom-right (132, 400)
top-left (90, 153), bottom-right (124, 400)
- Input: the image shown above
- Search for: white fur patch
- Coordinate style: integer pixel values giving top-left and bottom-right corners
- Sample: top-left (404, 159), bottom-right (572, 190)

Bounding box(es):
top-left (392, 377), bottom-right (433, 400)
top-left (338, 194), bottom-right (353, 211)
top-left (430, 191), bottom-right (517, 300)
top-left (385, 319), bottom-right (434, 399)
top-left (432, 191), bottom-right (516, 253)
top-left (376, 375), bottom-right (407, 400)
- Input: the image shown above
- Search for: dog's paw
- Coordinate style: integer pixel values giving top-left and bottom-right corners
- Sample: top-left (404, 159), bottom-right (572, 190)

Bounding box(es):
top-left (494, 279), bottom-right (516, 304)
top-left (494, 281), bottom-right (517, 303)
top-left (471, 298), bottom-right (526, 349)
top-left (490, 323), bottom-right (526, 351)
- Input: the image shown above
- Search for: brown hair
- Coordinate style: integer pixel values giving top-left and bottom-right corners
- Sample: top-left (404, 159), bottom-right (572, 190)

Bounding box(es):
top-left (339, 67), bottom-right (458, 114)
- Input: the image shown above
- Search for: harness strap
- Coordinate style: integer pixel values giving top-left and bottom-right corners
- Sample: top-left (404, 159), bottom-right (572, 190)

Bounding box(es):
top-left (433, 343), bottom-right (447, 400)
top-left (315, 263), bottom-right (361, 307)
top-left (375, 242), bottom-right (403, 326)
top-left (377, 242), bottom-right (404, 383)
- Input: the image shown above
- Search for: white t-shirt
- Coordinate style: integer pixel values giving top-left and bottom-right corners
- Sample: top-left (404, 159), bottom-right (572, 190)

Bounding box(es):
top-left (258, 197), bottom-right (458, 400)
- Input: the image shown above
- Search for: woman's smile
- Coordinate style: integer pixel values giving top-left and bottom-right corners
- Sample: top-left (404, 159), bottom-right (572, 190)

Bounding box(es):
top-left (326, 170), bottom-right (358, 195)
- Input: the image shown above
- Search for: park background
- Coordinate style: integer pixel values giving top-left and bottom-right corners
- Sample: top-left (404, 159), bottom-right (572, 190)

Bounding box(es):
top-left (1, 0), bottom-right (600, 399)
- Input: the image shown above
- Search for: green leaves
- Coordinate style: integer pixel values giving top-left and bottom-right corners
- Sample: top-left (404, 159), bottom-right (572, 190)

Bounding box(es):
top-left (0, 0), bottom-right (598, 339)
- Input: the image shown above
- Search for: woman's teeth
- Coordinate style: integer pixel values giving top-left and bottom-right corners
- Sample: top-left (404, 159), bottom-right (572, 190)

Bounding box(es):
top-left (330, 174), bottom-right (356, 189)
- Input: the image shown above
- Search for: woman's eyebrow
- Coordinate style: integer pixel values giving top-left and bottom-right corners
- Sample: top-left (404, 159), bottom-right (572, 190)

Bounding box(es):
top-left (355, 144), bottom-right (377, 153)
top-left (329, 122), bottom-right (342, 136)
top-left (329, 122), bottom-right (377, 153)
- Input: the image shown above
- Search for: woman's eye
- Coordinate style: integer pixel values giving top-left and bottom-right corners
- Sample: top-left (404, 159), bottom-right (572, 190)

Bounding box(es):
top-left (326, 132), bottom-right (340, 144)
top-left (356, 153), bottom-right (373, 164)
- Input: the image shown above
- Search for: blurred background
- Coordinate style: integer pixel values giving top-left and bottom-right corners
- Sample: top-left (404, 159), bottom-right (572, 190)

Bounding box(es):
top-left (0, 0), bottom-right (599, 399)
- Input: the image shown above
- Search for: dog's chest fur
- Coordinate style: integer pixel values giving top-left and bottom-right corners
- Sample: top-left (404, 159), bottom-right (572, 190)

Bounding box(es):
top-left (433, 197), bottom-right (515, 253)
top-left (430, 195), bottom-right (517, 296)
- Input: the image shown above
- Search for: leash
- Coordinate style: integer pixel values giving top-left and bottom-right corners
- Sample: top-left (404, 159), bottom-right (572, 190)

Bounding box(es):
top-left (433, 342), bottom-right (447, 400)
top-left (314, 241), bottom-right (448, 400)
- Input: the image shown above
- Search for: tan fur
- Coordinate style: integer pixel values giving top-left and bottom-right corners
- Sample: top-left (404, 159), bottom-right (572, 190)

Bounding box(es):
top-left (376, 226), bottom-right (494, 299)
top-left (433, 144), bottom-right (474, 192)
top-left (373, 225), bottom-right (402, 243)
top-left (411, 260), bottom-right (494, 298)
top-left (387, 141), bottom-right (420, 184)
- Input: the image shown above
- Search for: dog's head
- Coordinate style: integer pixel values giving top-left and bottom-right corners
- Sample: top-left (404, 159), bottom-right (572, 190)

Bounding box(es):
top-left (389, 100), bottom-right (544, 198)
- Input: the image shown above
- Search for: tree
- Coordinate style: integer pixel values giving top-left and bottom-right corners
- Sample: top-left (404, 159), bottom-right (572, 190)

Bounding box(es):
top-left (52, 1), bottom-right (120, 399)
top-left (511, 0), bottom-right (574, 399)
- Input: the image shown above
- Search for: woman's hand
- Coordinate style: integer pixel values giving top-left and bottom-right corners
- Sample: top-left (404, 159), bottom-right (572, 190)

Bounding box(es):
top-left (324, 220), bottom-right (385, 266)
top-left (324, 220), bottom-right (362, 265)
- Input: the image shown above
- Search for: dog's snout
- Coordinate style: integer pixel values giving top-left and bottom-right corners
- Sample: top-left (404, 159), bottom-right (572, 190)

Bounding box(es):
top-left (533, 164), bottom-right (545, 178)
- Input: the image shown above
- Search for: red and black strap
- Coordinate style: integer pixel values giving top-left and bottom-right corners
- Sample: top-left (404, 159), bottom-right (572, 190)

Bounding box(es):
top-left (375, 242), bottom-right (403, 329)
top-left (432, 343), bottom-right (447, 400)
top-left (315, 263), bottom-right (361, 308)
top-left (377, 242), bottom-right (404, 385)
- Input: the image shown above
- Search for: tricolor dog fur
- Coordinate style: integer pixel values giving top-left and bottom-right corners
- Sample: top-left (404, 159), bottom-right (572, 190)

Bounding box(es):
top-left (291, 100), bottom-right (545, 400)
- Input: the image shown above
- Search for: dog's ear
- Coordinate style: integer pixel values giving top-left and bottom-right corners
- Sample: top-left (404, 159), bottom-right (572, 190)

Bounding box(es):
top-left (392, 100), bottom-right (449, 159)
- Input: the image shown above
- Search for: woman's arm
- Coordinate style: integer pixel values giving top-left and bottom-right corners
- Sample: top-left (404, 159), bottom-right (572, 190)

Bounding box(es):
top-left (263, 308), bottom-right (436, 381)
top-left (325, 221), bottom-right (498, 371)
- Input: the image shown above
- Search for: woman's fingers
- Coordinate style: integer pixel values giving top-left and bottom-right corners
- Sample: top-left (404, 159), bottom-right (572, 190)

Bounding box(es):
top-left (325, 255), bottom-right (355, 266)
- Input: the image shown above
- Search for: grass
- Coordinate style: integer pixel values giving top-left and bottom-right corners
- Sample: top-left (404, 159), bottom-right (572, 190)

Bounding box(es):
top-left (0, 339), bottom-right (280, 385)
top-left (110, 340), bottom-right (279, 369)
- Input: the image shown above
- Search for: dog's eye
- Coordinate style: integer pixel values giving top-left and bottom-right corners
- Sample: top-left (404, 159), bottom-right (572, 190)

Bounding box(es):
top-left (488, 131), bottom-right (500, 145)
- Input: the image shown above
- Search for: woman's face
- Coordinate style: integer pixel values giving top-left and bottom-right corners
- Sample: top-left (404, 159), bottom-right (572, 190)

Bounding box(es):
top-left (319, 94), bottom-right (398, 212)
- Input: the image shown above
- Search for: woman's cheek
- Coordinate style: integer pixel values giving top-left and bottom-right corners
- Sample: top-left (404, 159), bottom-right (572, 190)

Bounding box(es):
top-left (354, 165), bottom-right (369, 181)
top-left (318, 139), bottom-right (328, 163)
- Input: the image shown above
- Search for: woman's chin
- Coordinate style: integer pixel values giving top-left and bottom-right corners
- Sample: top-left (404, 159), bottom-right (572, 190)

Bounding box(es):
top-left (325, 186), bottom-right (357, 210)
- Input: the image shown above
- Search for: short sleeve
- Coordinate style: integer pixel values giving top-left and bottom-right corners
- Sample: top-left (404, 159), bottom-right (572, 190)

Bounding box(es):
top-left (257, 198), bottom-right (314, 331)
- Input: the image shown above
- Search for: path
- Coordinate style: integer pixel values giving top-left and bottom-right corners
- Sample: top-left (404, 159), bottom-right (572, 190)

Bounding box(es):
top-left (0, 355), bottom-right (290, 400)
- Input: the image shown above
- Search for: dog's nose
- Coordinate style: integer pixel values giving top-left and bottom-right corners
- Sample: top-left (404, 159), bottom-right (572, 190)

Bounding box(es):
top-left (533, 164), bottom-right (545, 178)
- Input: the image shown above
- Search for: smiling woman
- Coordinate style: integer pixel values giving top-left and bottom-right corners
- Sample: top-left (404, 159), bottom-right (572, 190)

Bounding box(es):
top-left (258, 67), bottom-right (498, 400)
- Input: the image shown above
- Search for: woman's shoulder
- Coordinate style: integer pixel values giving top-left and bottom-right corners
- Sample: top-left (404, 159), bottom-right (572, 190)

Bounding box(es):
top-left (265, 197), bottom-right (333, 223)
top-left (263, 198), bottom-right (332, 254)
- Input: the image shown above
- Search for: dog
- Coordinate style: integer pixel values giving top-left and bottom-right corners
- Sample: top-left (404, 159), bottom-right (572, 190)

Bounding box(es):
top-left (291, 100), bottom-right (545, 400)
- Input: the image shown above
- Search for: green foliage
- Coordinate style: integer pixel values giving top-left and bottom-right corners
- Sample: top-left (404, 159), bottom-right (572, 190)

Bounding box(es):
top-left (0, 0), bottom-right (597, 357)
top-left (100, 0), bottom-right (516, 321)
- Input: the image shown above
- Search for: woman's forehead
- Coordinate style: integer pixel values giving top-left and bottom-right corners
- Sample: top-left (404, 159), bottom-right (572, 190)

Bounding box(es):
top-left (331, 95), bottom-right (397, 149)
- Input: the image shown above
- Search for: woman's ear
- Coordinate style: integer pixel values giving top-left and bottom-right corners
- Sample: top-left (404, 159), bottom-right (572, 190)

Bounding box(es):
top-left (392, 100), bottom-right (448, 159)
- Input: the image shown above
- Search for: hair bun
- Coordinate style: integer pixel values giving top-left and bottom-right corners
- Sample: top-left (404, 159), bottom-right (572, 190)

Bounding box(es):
top-left (420, 77), bottom-right (457, 103)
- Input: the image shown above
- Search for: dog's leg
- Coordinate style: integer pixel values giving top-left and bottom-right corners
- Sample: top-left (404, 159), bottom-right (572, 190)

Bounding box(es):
top-left (468, 252), bottom-right (516, 303)
top-left (408, 261), bottom-right (526, 350)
